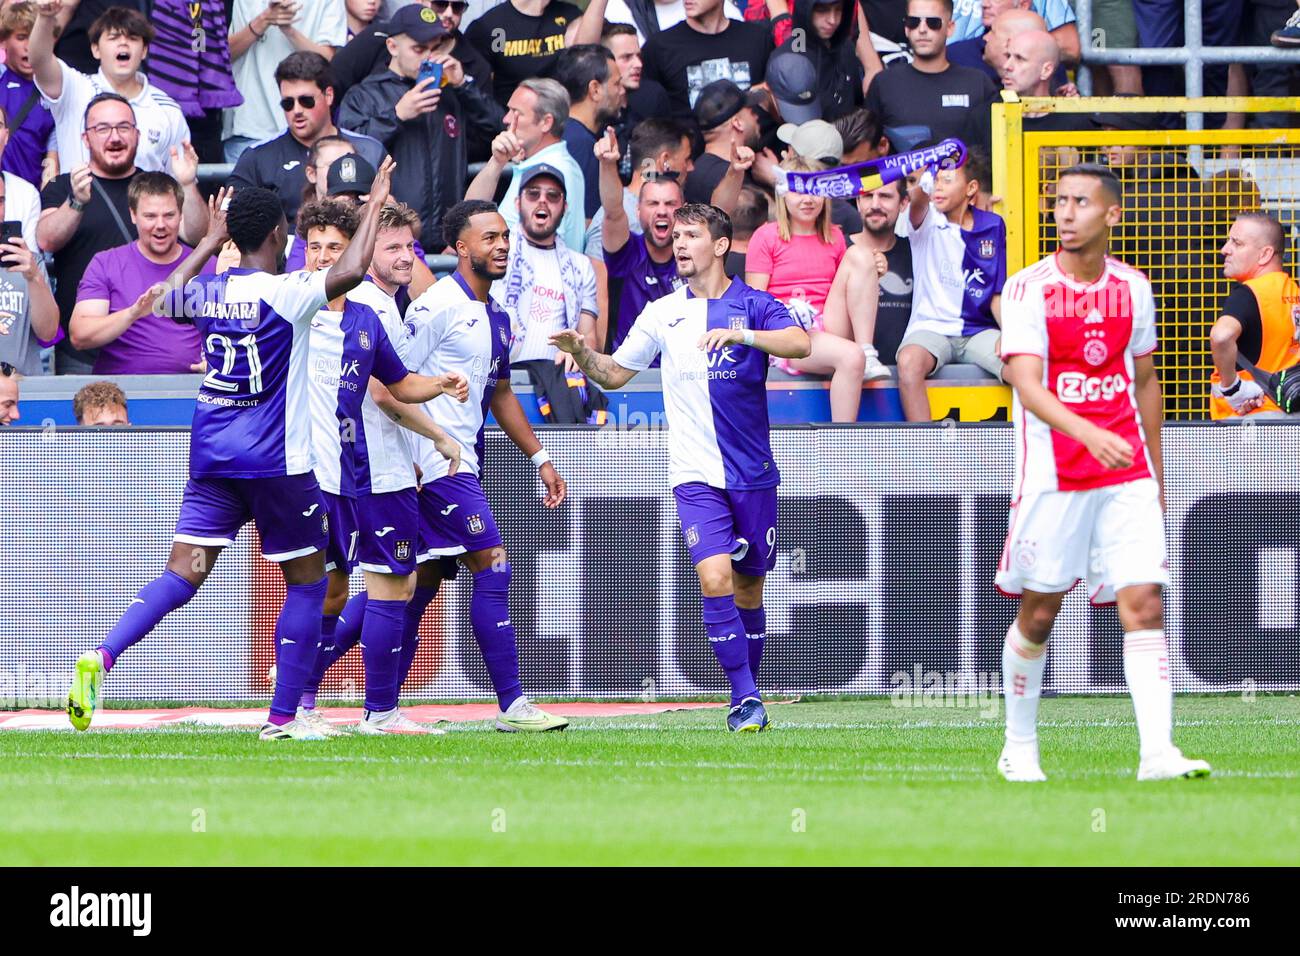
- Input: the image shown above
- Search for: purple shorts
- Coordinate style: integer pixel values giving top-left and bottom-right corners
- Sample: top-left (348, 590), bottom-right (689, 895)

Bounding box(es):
top-left (323, 492), bottom-right (358, 574)
top-left (673, 481), bottom-right (778, 576)
top-left (417, 472), bottom-right (503, 561)
top-left (174, 473), bottom-right (328, 563)
top-left (357, 488), bottom-right (420, 575)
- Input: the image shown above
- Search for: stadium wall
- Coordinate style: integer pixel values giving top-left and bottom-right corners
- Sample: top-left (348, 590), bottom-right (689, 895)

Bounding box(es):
top-left (2, 424), bottom-right (1297, 703)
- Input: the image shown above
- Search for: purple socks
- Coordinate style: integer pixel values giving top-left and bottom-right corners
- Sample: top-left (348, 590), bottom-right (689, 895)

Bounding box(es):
top-left (361, 599), bottom-right (406, 713)
top-left (702, 594), bottom-right (757, 706)
top-left (269, 578), bottom-right (326, 721)
top-left (737, 605), bottom-right (766, 682)
top-left (99, 570), bottom-right (198, 669)
top-left (470, 565), bottom-right (523, 711)
top-left (400, 585), bottom-right (439, 690)
top-left (299, 614), bottom-right (339, 710)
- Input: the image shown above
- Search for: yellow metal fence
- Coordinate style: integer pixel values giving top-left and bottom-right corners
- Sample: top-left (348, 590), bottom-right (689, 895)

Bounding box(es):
top-left (992, 96), bottom-right (1300, 420)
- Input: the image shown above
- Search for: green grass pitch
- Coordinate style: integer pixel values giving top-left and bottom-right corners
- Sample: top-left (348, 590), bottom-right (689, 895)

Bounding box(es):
top-left (1, 696), bottom-right (1297, 866)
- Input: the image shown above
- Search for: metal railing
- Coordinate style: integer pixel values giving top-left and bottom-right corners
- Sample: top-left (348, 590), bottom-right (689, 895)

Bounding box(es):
top-left (1075, 0), bottom-right (1300, 129)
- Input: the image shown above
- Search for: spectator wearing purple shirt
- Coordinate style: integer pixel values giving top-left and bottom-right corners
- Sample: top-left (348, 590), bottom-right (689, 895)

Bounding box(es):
top-left (0, 3), bottom-right (57, 188)
top-left (68, 171), bottom-right (205, 374)
top-left (596, 127), bottom-right (684, 353)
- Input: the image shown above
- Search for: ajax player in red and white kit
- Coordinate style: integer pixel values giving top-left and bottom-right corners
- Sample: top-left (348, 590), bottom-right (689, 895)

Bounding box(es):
top-left (995, 164), bottom-right (1210, 782)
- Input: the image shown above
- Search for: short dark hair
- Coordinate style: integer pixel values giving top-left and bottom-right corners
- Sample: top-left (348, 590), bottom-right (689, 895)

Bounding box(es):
top-left (83, 91), bottom-right (134, 127)
top-left (833, 109), bottom-right (883, 157)
top-left (227, 187), bottom-right (285, 254)
top-left (1236, 211), bottom-right (1286, 258)
top-left (443, 199), bottom-right (500, 248)
top-left (89, 6), bottom-right (154, 46)
top-left (297, 198), bottom-right (361, 241)
top-left (601, 21), bottom-right (637, 43)
top-left (674, 203), bottom-right (732, 245)
top-left (907, 0), bottom-right (954, 17)
top-left (731, 187), bottom-right (768, 238)
top-left (1057, 162), bottom-right (1123, 206)
top-left (555, 44), bottom-right (614, 104)
top-left (275, 51), bottom-right (335, 93)
top-left (956, 146), bottom-right (992, 194)
top-left (630, 117), bottom-right (689, 177)
top-left (128, 171), bottom-right (183, 212)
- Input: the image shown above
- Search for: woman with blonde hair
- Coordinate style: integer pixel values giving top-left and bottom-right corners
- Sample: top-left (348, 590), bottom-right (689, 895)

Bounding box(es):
top-left (746, 157), bottom-right (884, 422)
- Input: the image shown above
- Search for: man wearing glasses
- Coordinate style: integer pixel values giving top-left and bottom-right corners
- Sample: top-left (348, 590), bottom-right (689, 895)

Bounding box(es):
top-left (30, 1), bottom-right (190, 174)
top-left (864, 0), bottom-right (997, 145)
top-left (228, 51), bottom-right (386, 230)
top-left (38, 92), bottom-right (209, 373)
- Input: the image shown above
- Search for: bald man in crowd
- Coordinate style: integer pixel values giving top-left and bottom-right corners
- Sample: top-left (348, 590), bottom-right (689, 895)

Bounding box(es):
top-left (962, 26), bottom-right (1086, 154)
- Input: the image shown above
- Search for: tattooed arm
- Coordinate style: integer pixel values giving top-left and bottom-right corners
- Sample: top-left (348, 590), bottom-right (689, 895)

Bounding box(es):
top-left (548, 330), bottom-right (638, 389)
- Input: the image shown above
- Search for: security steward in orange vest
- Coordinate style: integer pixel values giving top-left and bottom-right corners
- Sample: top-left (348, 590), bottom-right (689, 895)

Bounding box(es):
top-left (1210, 212), bottom-right (1300, 418)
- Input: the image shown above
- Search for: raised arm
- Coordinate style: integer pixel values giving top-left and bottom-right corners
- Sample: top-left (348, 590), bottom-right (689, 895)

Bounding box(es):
top-left (37, 164), bottom-right (92, 253)
top-left (568, 0), bottom-right (608, 46)
top-left (549, 327), bottom-right (637, 389)
top-left (595, 127), bottom-right (629, 254)
top-left (710, 140), bottom-right (755, 215)
top-left (907, 169), bottom-right (932, 230)
top-left (31, 0), bottom-right (65, 101)
top-left (324, 157), bottom-right (396, 301)
top-left (70, 286), bottom-right (165, 350)
top-left (170, 143), bottom-right (211, 246)
top-left (464, 131), bottom-right (518, 202)
top-left (5, 239), bottom-right (59, 342)
top-left (856, 2), bottom-right (886, 95)
top-left (163, 187), bottom-right (231, 306)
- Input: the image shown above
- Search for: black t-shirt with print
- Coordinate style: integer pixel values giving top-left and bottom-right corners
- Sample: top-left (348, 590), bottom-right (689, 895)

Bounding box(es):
top-left (642, 20), bottom-right (773, 122)
top-left (465, 0), bottom-right (583, 106)
top-left (864, 61), bottom-right (997, 144)
top-left (867, 235), bottom-right (913, 365)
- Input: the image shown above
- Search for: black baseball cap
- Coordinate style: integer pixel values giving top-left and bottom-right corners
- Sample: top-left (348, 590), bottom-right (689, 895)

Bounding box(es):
top-left (386, 3), bottom-right (449, 43)
top-left (326, 153), bottom-right (376, 196)
top-left (518, 163), bottom-right (567, 194)
top-left (764, 51), bottom-right (820, 126)
top-left (694, 79), bottom-right (764, 132)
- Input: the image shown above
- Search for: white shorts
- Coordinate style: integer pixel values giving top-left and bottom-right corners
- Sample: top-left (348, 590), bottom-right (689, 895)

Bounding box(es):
top-left (995, 478), bottom-right (1169, 605)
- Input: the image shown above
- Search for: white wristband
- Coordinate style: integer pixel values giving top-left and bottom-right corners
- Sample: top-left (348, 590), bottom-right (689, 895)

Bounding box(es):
top-left (742, 329), bottom-right (756, 347)
top-left (531, 448), bottom-right (550, 468)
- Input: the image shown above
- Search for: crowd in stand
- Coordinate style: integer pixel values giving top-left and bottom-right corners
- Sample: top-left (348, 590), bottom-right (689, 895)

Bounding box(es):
top-left (0, 0), bottom-right (1298, 425)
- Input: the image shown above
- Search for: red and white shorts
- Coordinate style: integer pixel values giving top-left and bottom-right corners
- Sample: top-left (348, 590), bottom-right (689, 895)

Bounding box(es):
top-left (995, 477), bottom-right (1169, 605)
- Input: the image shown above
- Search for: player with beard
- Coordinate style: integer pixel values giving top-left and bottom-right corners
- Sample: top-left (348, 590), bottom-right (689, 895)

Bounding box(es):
top-left (554, 204), bottom-right (810, 732)
top-left (294, 198), bottom-right (469, 737)
top-left (66, 160), bottom-right (401, 741)
top-left (492, 164), bottom-right (600, 423)
top-left (403, 199), bottom-right (571, 732)
top-left (599, 127), bottom-right (687, 353)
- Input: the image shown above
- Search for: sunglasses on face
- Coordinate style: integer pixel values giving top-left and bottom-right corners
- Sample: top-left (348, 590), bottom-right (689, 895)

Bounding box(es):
top-left (1, 362), bottom-right (13, 376)
top-left (429, 0), bottom-right (468, 12)
top-left (523, 187), bottom-right (564, 202)
top-left (904, 15), bottom-right (945, 30)
top-left (279, 94), bottom-right (317, 111)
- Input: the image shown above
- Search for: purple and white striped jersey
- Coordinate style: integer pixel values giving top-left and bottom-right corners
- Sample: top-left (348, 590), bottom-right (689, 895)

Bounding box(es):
top-left (182, 268), bottom-right (328, 479)
top-left (612, 279), bottom-right (796, 490)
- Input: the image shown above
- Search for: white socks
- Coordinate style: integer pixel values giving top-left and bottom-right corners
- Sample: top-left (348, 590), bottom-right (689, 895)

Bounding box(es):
top-left (1002, 621), bottom-right (1048, 743)
top-left (1123, 629), bottom-right (1173, 759)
